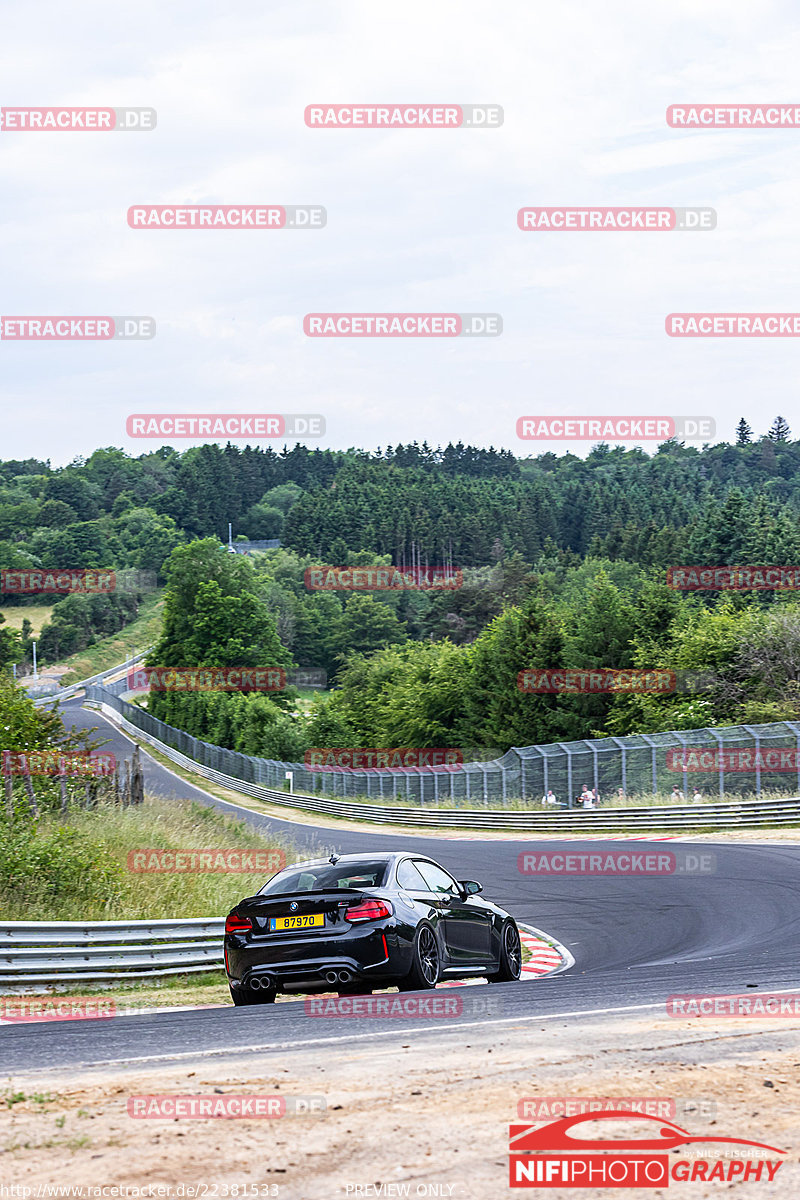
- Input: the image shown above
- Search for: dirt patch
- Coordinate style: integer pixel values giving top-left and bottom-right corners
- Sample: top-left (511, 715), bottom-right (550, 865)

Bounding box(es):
top-left (2, 1012), bottom-right (798, 1198)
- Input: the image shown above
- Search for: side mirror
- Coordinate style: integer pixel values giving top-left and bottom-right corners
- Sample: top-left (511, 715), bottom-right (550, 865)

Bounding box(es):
top-left (459, 880), bottom-right (483, 895)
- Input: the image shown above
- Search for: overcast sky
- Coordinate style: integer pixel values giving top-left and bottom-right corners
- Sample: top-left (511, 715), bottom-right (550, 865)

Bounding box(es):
top-left (2, 0), bottom-right (800, 466)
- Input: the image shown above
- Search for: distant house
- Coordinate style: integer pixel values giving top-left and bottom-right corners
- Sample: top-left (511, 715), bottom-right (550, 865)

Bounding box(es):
top-left (221, 540), bottom-right (281, 555)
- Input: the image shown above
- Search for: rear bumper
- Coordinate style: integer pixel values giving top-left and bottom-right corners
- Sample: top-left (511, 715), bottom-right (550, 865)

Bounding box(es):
top-left (226, 923), bottom-right (406, 993)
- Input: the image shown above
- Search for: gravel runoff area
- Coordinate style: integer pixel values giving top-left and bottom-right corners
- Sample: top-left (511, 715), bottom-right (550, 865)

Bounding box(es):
top-left (1, 1009), bottom-right (798, 1198)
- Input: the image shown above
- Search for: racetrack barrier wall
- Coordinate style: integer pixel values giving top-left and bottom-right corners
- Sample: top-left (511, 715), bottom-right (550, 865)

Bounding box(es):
top-left (85, 688), bottom-right (800, 831)
top-left (0, 919), bottom-right (225, 987)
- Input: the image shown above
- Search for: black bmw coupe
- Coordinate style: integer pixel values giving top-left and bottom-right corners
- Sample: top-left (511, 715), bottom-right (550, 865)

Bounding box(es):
top-left (224, 851), bottom-right (522, 1004)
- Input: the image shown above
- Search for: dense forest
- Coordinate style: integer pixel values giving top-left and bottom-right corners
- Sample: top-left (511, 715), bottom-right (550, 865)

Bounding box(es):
top-left (3, 422), bottom-right (800, 757)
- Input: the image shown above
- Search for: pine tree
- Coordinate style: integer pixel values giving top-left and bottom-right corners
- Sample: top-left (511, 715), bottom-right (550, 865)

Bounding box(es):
top-left (767, 416), bottom-right (791, 443)
top-left (735, 418), bottom-right (753, 445)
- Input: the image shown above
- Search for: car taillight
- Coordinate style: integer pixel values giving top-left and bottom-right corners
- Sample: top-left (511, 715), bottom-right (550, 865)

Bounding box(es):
top-left (345, 899), bottom-right (393, 923)
top-left (225, 912), bottom-right (253, 934)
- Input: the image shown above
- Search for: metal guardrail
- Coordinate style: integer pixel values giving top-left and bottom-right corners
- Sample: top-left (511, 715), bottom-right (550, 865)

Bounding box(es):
top-left (31, 650), bottom-right (151, 706)
top-left (0, 919), bottom-right (224, 986)
top-left (85, 684), bottom-right (800, 805)
top-left (90, 698), bottom-right (800, 832)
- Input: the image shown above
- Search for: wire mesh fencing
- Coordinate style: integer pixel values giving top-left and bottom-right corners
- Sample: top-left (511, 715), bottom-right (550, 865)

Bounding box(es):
top-left (85, 686), bottom-right (800, 808)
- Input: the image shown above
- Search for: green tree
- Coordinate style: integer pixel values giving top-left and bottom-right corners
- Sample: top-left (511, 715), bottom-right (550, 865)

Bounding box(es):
top-left (735, 418), bottom-right (753, 445)
top-left (767, 415), bottom-right (791, 443)
top-left (340, 594), bottom-right (407, 657)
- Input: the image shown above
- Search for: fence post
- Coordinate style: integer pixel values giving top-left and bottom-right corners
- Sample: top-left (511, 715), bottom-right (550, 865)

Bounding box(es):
top-left (741, 726), bottom-right (761, 796)
top-left (132, 747), bottom-right (144, 803)
top-left (58, 756), bottom-right (68, 817)
top-left (18, 754), bottom-right (39, 818)
top-left (2, 752), bottom-right (13, 818)
top-left (639, 734), bottom-right (658, 797)
top-left (709, 730), bottom-right (724, 798)
top-left (557, 744), bottom-right (572, 807)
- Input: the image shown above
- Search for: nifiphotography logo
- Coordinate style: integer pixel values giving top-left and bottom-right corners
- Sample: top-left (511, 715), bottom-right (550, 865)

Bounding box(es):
top-left (508, 1111), bottom-right (785, 1187)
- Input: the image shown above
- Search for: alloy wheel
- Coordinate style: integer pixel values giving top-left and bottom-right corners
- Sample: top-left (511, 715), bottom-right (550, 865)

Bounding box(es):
top-left (419, 926), bottom-right (439, 984)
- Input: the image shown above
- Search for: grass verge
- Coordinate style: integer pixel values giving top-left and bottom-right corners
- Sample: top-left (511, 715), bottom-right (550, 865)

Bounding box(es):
top-left (0, 605), bottom-right (54, 637)
top-left (57, 591), bottom-right (165, 686)
top-left (0, 791), bottom-right (302, 921)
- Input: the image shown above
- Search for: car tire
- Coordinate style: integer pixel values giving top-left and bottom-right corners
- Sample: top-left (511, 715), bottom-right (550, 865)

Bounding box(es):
top-left (230, 985), bottom-right (276, 1006)
top-left (399, 923), bottom-right (440, 990)
top-left (487, 920), bottom-right (522, 982)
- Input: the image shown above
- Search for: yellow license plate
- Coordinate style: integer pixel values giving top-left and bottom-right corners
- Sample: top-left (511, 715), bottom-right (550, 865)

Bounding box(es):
top-left (269, 914), bottom-right (324, 931)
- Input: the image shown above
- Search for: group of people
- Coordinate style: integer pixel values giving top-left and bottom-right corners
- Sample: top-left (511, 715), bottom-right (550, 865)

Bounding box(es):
top-left (672, 785), bottom-right (704, 803)
top-left (540, 784), bottom-right (705, 807)
top-left (541, 785), bottom-right (604, 809)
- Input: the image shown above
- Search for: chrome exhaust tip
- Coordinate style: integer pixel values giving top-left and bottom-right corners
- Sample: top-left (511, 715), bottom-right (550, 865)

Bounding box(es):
top-left (325, 970), bottom-right (339, 985)
top-left (250, 977), bottom-right (263, 990)
top-left (338, 970), bottom-right (352, 983)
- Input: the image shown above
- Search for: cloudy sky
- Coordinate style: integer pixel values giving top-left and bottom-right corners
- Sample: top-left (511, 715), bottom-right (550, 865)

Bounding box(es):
top-left (2, 0), bottom-right (800, 465)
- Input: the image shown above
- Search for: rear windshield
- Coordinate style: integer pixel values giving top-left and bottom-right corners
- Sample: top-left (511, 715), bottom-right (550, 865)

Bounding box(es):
top-left (258, 860), bottom-right (390, 895)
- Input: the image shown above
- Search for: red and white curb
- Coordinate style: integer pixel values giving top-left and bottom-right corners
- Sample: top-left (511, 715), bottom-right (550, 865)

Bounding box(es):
top-left (437, 922), bottom-right (571, 987)
top-left (519, 930), bottom-right (567, 977)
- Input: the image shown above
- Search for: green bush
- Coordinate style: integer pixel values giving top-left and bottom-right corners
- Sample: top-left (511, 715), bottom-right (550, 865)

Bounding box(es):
top-left (0, 818), bottom-right (124, 915)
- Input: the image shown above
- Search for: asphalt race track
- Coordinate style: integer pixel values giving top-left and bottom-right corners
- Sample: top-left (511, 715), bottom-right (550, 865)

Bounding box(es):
top-left (3, 698), bottom-right (800, 1073)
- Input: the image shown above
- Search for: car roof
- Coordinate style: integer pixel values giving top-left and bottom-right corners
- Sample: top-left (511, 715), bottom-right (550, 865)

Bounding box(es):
top-left (278, 851), bottom-right (437, 871)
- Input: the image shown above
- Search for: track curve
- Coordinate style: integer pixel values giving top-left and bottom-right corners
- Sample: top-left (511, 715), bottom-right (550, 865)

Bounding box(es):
top-left (2, 699), bottom-right (800, 1073)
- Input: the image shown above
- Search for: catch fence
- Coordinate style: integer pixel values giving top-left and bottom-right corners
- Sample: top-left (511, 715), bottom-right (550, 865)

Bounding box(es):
top-left (84, 686), bottom-right (800, 806)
